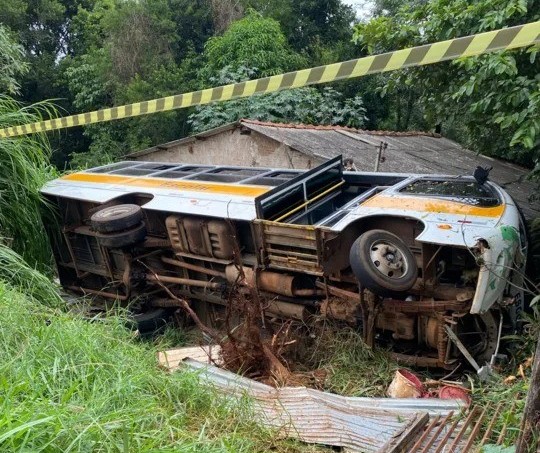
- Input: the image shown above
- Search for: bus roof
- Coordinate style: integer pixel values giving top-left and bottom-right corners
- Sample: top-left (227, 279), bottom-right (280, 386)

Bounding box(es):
top-left (41, 161), bottom-right (305, 221)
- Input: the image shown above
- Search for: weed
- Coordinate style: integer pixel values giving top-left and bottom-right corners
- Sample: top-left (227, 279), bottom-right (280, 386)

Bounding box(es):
top-left (0, 96), bottom-right (58, 271)
top-left (294, 323), bottom-right (399, 397)
top-left (0, 242), bottom-right (62, 307)
top-left (0, 278), bottom-right (327, 452)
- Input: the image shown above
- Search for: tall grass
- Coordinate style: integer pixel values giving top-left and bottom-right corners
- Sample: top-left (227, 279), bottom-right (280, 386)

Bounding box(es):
top-left (297, 325), bottom-right (398, 397)
top-left (0, 242), bottom-right (62, 306)
top-left (0, 281), bottom-right (323, 452)
top-left (0, 96), bottom-right (59, 271)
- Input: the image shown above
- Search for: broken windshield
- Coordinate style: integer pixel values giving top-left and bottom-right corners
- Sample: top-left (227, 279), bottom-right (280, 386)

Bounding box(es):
top-left (400, 179), bottom-right (501, 207)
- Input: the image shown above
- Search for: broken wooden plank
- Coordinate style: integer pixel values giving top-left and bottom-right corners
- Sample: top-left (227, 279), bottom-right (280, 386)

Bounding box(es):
top-left (158, 345), bottom-right (222, 370)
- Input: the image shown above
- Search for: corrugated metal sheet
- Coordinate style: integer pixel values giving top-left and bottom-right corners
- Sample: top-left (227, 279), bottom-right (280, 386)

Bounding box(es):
top-left (180, 358), bottom-right (464, 452)
top-left (161, 348), bottom-right (517, 452)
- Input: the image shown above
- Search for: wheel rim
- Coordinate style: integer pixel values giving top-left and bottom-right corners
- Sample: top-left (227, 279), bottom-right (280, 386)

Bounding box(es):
top-left (100, 206), bottom-right (132, 218)
top-left (368, 239), bottom-right (409, 280)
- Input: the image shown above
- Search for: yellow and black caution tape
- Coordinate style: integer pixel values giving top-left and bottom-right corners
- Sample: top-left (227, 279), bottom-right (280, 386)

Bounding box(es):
top-left (1, 21), bottom-right (539, 139)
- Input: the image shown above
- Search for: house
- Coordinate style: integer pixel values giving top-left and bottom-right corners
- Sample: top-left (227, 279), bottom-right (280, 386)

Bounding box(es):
top-left (127, 119), bottom-right (539, 219)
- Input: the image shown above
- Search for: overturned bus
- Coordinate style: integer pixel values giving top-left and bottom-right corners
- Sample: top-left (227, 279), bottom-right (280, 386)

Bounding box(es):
top-left (41, 156), bottom-right (528, 369)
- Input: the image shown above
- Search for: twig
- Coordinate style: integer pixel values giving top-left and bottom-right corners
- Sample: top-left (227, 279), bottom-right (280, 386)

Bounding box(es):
top-left (137, 260), bottom-right (220, 341)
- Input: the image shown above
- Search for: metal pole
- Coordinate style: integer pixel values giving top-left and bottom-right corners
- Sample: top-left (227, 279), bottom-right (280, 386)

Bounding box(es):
top-left (374, 141), bottom-right (387, 172)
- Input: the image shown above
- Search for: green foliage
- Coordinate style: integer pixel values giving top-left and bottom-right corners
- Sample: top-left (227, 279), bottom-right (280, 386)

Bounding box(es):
top-left (63, 2), bottom-right (193, 167)
top-left (297, 326), bottom-right (398, 397)
top-left (0, 97), bottom-right (58, 270)
top-left (0, 281), bottom-right (288, 452)
top-left (189, 66), bottom-right (366, 132)
top-left (353, 0), bottom-right (540, 170)
top-left (167, 0), bottom-right (215, 59)
top-left (193, 6), bottom-right (363, 136)
top-left (0, 243), bottom-right (62, 307)
top-left (104, 1), bottom-right (177, 83)
top-left (0, 0), bottom-right (95, 103)
top-left (2, 0), bottom-right (363, 167)
top-left (63, 49), bottom-right (113, 112)
top-left (69, 0), bottom-right (117, 55)
top-left (66, 56), bottom-right (197, 167)
top-left (0, 0), bottom-right (79, 56)
top-left (203, 11), bottom-right (306, 78)
top-left (0, 25), bottom-right (28, 94)
top-left (243, 0), bottom-right (357, 59)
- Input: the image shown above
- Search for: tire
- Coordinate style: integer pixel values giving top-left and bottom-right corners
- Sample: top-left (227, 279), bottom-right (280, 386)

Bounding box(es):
top-left (132, 308), bottom-right (172, 334)
top-left (97, 222), bottom-right (147, 248)
top-left (91, 204), bottom-right (143, 233)
top-left (350, 229), bottom-right (418, 296)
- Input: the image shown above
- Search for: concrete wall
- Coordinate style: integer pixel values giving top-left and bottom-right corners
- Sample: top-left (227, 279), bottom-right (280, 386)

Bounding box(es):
top-left (134, 128), bottom-right (320, 170)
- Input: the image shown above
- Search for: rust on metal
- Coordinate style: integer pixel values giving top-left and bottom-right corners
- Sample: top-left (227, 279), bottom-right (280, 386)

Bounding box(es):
top-left (408, 404), bottom-right (515, 453)
top-left (265, 300), bottom-right (308, 321)
top-left (478, 402), bottom-right (503, 448)
top-left (419, 411), bottom-right (455, 453)
top-left (497, 399), bottom-right (518, 445)
top-left (461, 404), bottom-right (490, 451)
top-left (161, 256), bottom-right (227, 278)
top-left (409, 415), bottom-right (441, 452)
top-left (146, 274), bottom-right (223, 290)
top-left (432, 415), bottom-right (461, 453)
top-left (447, 406), bottom-right (481, 452)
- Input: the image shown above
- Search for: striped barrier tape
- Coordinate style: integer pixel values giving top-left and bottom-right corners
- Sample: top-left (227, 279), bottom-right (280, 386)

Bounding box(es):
top-left (1, 21), bottom-right (539, 139)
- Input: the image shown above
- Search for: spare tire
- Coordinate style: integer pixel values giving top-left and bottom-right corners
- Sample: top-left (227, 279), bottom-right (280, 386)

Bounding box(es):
top-left (97, 222), bottom-right (147, 248)
top-left (91, 204), bottom-right (143, 233)
top-left (350, 229), bottom-right (418, 296)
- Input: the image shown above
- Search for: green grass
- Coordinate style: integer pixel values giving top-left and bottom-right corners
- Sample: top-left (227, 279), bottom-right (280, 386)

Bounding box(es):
top-left (294, 324), bottom-right (399, 397)
top-left (0, 96), bottom-right (59, 271)
top-left (0, 279), bottom-right (327, 452)
top-left (473, 307), bottom-right (540, 450)
top-left (473, 378), bottom-right (528, 449)
top-left (0, 242), bottom-right (62, 307)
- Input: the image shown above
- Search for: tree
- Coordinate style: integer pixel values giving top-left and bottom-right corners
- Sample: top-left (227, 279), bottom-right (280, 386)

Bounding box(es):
top-left (168, 0), bottom-right (215, 59)
top-left (188, 66), bottom-right (366, 133)
top-left (202, 11), bottom-right (306, 79)
top-left (242, 0), bottom-right (357, 58)
top-left (353, 0), bottom-right (540, 172)
top-left (209, 0), bottom-right (244, 34)
top-left (64, 0), bottom-right (202, 166)
top-left (104, 0), bottom-right (177, 83)
top-left (0, 0), bottom-right (97, 101)
top-left (0, 25), bottom-right (28, 94)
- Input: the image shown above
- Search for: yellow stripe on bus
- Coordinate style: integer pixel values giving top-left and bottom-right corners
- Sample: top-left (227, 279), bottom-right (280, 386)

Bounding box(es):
top-left (61, 173), bottom-right (270, 197)
top-left (360, 194), bottom-right (505, 217)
